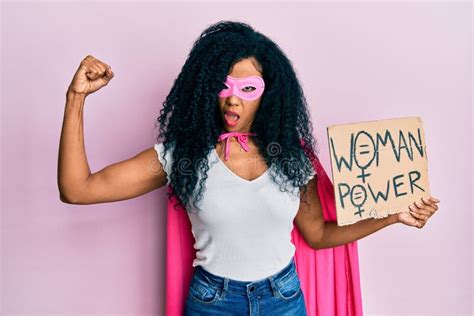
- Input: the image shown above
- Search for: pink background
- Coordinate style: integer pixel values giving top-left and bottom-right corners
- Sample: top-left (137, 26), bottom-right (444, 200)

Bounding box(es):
top-left (1, 1), bottom-right (472, 315)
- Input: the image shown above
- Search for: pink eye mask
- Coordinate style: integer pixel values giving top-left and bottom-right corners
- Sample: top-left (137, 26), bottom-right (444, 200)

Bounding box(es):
top-left (218, 75), bottom-right (265, 101)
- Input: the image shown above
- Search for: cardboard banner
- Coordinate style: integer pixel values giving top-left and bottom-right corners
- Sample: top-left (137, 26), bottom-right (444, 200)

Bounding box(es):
top-left (327, 117), bottom-right (431, 226)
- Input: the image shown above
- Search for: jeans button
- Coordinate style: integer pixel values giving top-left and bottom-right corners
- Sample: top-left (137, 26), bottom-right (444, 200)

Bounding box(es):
top-left (250, 286), bottom-right (255, 292)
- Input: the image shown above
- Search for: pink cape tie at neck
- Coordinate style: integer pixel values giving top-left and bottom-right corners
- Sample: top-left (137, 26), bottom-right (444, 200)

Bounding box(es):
top-left (217, 131), bottom-right (257, 161)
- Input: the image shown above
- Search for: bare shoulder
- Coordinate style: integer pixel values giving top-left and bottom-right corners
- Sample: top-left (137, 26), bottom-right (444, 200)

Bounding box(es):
top-left (294, 175), bottom-right (324, 249)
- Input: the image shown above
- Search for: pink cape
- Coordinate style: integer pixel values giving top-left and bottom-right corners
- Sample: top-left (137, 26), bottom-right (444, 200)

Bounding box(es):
top-left (164, 145), bottom-right (363, 315)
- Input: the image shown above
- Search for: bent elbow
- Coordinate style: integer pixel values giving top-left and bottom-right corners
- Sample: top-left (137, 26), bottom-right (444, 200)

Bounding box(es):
top-left (304, 235), bottom-right (321, 250)
top-left (59, 189), bottom-right (82, 204)
top-left (310, 240), bottom-right (321, 250)
top-left (59, 191), bottom-right (75, 204)
top-left (312, 241), bottom-right (326, 250)
top-left (311, 226), bottom-right (325, 250)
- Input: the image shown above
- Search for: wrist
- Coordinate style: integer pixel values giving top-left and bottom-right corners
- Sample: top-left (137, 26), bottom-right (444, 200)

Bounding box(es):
top-left (66, 89), bottom-right (87, 101)
top-left (387, 213), bottom-right (399, 225)
top-left (66, 90), bottom-right (87, 107)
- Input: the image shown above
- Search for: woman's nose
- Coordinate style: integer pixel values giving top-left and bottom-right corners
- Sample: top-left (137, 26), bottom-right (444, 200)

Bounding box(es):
top-left (225, 94), bottom-right (242, 105)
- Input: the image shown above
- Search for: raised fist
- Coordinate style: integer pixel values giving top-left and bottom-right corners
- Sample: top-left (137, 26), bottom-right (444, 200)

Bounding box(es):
top-left (67, 55), bottom-right (114, 97)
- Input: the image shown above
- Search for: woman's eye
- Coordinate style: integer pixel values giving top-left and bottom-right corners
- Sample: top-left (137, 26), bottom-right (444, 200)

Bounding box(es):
top-left (242, 86), bottom-right (256, 92)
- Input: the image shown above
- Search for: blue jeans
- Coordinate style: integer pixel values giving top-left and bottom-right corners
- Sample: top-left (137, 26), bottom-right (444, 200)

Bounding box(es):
top-left (184, 257), bottom-right (307, 315)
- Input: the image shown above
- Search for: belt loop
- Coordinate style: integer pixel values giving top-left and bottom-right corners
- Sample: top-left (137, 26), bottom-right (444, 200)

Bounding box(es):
top-left (268, 275), bottom-right (279, 298)
top-left (221, 277), bottom-right (229, 299)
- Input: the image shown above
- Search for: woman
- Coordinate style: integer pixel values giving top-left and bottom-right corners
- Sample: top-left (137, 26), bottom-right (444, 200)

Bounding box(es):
top-left (58, 21), bottom-right (440, 315)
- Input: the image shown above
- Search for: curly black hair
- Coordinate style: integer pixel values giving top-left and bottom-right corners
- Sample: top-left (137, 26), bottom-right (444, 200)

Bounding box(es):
top-left (155, 20), bottom-right (320, 212)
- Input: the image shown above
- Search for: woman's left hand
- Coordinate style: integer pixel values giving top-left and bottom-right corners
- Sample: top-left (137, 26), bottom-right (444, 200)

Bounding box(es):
top-left (396, 196), bottom-right (440, 228)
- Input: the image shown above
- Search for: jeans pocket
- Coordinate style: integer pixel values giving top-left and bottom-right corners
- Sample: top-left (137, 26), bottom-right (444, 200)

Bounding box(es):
top-left (187, 274), bottom-right (220, 305)
top-left (274, 271), bottom-right (302, 301)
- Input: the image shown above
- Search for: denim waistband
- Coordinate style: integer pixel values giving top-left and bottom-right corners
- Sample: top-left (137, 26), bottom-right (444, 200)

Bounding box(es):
top-left (192, 257), bottom-right (297, 296)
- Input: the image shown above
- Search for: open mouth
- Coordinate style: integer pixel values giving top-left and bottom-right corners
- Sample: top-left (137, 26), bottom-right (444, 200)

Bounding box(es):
top-left (224, 111), bottom-right (240, 126)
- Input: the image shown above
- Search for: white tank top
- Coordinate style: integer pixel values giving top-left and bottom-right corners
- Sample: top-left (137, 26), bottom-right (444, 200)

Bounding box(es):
top-left (154, 141), bottom-right (315, 281)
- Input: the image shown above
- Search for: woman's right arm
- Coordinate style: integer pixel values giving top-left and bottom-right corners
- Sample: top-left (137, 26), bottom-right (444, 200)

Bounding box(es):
top-left (57, 55), bottom-right (168, 204)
